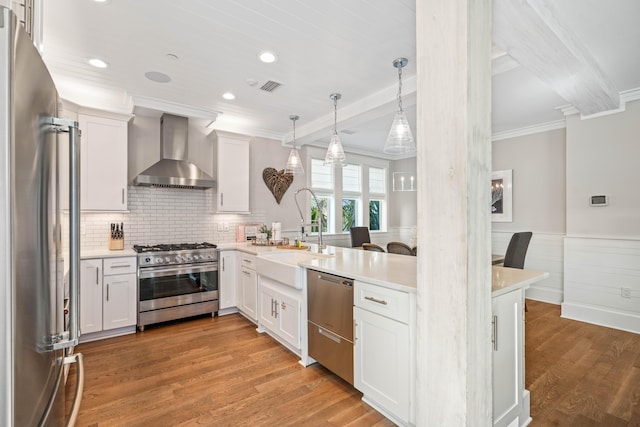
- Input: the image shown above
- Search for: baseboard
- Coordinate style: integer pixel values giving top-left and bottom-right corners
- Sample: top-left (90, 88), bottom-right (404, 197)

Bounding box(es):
top-left (217, 306), bottom-right (239, 316)
top-left (525, 286), bottom-right (562, 305)
top-left (561, 302), bottom-right (640, 334)
top-left (79, 325), bottom-right (137, 343)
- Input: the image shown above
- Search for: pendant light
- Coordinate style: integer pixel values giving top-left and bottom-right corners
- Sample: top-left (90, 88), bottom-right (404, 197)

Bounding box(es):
top-left (285, 115), bottom-right (304, 175)
top-left (383, 57), bottom-right (416, 154)
top-left (324, 93), bottom-right (346, 167)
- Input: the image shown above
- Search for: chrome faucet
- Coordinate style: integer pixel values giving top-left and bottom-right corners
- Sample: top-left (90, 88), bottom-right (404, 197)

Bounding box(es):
top-left (294, 187), bottom-right (325, 252)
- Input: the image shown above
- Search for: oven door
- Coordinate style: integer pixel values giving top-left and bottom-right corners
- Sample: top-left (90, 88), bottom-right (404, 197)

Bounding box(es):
top-left (138, 262), bottom-right (218, 312)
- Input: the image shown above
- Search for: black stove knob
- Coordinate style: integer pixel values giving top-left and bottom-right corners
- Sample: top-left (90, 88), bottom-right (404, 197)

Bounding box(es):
top-left (145, 257), bottom-right (151, 263)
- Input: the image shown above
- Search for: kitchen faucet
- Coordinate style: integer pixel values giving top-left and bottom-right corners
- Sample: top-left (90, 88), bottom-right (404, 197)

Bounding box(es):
top-left (294, 187), bottom-right (325, 252)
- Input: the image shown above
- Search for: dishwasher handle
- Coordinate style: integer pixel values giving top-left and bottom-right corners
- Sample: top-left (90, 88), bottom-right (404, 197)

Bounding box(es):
top-left (316, 273), bottom-right (353, 287)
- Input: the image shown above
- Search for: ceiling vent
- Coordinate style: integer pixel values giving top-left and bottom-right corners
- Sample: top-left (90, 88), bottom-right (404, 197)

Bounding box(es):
top-left (260, 80), bottom-right (282, 92)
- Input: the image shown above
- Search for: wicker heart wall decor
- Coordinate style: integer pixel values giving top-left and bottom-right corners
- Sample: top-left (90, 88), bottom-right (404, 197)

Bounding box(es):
top-left (262, 167), bottom-right (294, 204)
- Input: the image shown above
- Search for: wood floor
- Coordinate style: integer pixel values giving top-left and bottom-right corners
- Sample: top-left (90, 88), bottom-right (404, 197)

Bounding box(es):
top-left (66, 314), bottom-right (394, 427)
top-left (67, 302), bottom-right (640, 426)
top-left (525, 300), bottom-right (640, 426)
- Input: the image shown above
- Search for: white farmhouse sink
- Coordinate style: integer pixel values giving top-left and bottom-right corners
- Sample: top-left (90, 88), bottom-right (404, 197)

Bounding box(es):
top-left (256, 251), bottom-right (334, 289)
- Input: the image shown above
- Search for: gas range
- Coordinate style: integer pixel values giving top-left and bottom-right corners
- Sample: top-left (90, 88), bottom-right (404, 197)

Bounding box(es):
top-left (133, 242), bottom-right (218, 268)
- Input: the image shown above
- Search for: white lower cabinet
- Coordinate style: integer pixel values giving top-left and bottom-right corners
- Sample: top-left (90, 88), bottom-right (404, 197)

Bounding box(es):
top-left (80, 259), bottom-right (103, 334)
top-left (492, 288), bottom-right (525, 427)
top-left (238, 253), bottom-right (258, 322)
top-left (354, 280), bottom-right (414, 426)
top-left (258, 277), bottom-right (302, 350)
top-left (218, 250), bottom-right (239, 314)
top-left (80, 257), bottom-right (137, 341)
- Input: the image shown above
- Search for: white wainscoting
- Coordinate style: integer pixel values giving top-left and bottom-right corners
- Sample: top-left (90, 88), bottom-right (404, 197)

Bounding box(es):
top-left (492, 231), bottom-right (565, 304)
top-left (563, 237), bottom-right (640, 334)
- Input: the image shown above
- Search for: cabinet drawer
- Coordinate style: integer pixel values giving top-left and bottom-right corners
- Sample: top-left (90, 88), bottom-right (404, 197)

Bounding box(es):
top-left (354, 281), bottom-right (410, 324)
top-left (103, 257), bottom-right (136, 275)
top-left (240, 253), bottom-right (256, 270)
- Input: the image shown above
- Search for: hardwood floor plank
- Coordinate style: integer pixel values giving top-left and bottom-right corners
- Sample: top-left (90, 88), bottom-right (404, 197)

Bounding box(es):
top-left (68, 302), bottom-right (640, 426)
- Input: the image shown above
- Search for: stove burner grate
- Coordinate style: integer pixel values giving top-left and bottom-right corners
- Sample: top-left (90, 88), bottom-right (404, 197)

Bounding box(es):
top-left (133, 242), bottom-right (217, 253)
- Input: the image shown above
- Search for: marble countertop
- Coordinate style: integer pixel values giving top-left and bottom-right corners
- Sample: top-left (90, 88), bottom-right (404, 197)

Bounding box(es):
top-left (227, 243), bottom-right (548, 295)
top-left (81, 248), bottom-right (137, 259)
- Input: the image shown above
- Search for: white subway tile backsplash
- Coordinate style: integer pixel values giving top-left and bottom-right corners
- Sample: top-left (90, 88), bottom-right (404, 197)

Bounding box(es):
top-left (77, 186), bottom-right (266, 250)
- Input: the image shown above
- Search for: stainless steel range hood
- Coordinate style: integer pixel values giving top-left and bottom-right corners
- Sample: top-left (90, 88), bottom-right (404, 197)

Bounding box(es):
top-left (133, 113), bottom-right (216, 189)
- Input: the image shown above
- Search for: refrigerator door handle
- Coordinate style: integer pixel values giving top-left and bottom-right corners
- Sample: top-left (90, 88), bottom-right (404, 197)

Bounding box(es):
top-left (43, 117), bottom-right (81, 351)
top-left (63, 353), bottom-right (85, 427)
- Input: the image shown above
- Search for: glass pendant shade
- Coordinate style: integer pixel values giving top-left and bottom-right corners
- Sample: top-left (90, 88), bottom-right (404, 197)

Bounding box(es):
top-left (384, 110), bottom-right (415, 154)
top-left (324, 132), bottom-right (347, 166)
top-left (324, 93), bottom-right (346, 167)
top-left (285, 147), bottom-right (304, 174)
top-left (383, 57), bottom-right (416, 155)
top-left (284, 114), bottom-right (304, 175)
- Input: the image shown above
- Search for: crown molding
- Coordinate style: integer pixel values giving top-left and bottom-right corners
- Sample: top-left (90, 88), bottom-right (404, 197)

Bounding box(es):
top-left (132, 95), bottom-right (221, 121)
top-left (557, 86), bottom-right (640, 119)
top-left (491, 119), bottom-right (566, 141)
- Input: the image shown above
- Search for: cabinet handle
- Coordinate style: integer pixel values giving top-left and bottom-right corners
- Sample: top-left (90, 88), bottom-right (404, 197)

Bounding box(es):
top-left (109, 263), bottom-right (131, 269)
top-left (492, 315), bottom-right (498, 351)
top-left (244, 259), bottom-right (252, 264)
top-left (364, 296), bottom-right (387, 305)
top-left (275, 300), bottom-right (279, 319)
top-left (106, 283), bottom-right (110, 302)
top-left (220, 193), bottom-right (224, 206)
top-left (121, 188), bottom-right (124, 204)
top-left (96, 267), bottom-right (99, 285)
top-left (243, 270), bottom-right (251, 276)
top-left (222, 258), bottom-right (225, 271)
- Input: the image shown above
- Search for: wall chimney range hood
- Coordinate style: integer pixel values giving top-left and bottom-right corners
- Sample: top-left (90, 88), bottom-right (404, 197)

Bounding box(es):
top-left (133, 113), bottom-right (216, 189)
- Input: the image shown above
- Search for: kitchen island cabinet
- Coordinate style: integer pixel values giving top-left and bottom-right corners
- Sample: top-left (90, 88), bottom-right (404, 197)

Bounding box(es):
top-left (238, 252), bottom-right (258, 322)
top-left (354, 280), bottom-right (415, 426)
top-left (257, 277), bottom-right (302, 352)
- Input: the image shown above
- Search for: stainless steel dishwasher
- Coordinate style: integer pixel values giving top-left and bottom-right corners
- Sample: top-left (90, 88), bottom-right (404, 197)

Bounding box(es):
top-left (307, 269), bottom-right (354, 385)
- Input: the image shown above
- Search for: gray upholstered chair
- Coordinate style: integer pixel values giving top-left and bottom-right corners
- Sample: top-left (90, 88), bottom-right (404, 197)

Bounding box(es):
top-left (503, 232), bottom-right (533, 269)
top-left (350, 226), bottom-right (371, 248)
top-left (387, 241), bottom-right (413, 255)
top-left (362, 243), bottom-right (385, 252)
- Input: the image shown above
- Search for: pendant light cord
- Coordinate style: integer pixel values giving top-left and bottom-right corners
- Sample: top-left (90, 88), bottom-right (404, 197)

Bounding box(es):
top-left (333, 96), bottom-right (338, 135)
top-left (397, 66), bottom-right (403, 113)
top-left (292, 117), bottom-right (297, 148)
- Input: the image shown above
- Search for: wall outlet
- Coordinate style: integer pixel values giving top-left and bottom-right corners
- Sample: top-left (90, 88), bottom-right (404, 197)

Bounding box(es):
top-left (621, 287), bottom-right (631, 298)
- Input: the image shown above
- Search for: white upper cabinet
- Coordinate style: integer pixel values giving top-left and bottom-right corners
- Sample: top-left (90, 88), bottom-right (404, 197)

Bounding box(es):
top-left (213, 131), bottom-right (250, 213)
top-left (78, 113), bottom-right (129, 211)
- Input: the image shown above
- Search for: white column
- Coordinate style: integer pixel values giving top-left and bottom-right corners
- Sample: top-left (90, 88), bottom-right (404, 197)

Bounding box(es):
top-left (415, 0), bottom-right (493, 425)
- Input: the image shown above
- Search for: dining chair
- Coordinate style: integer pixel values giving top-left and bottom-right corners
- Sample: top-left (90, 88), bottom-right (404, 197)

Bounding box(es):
top-left (387, 242), bottom-right (413, 255)
top-left (503, 231), bottom-right (533, 311)
top-left (350, 226), bottom-right (371, 247)
top-left (411, 246), bottom-right (417, 256)
top-left (503, 232), bottom-right (533, 269)
top-left (362, 243), bottom-right (385, 252)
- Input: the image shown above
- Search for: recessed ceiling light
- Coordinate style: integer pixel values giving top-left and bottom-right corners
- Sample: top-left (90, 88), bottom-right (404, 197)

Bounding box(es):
top-left (222, 92), bottom-right (236, 100)
top-left (92, 0), bottom-right (111, 4)
top-left (88, 58), bottom-right (108, 68)
top-left (144, 71), bottom-right (171, 83)
top-left (258, 51), bottom-right (278, 64)
top-left (246, 78), bottom-right (258, 87)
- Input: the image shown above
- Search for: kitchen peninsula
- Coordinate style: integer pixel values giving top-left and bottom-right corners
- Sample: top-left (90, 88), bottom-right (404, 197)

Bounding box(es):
top-left (218, 242), bottom-right (549, 427)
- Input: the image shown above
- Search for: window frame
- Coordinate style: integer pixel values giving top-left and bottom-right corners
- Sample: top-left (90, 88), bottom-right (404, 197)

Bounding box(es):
top-left (306, 147), bottom-right (389, 235)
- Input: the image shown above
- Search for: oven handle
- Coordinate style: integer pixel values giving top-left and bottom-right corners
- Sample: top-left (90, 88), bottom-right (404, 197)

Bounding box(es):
top-left (139, 262), bottom-right (218, 279)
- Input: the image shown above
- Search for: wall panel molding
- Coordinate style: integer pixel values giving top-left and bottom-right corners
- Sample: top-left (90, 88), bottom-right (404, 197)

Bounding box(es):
top-left (562, 237), bottom-right (640, 333)
top-left (492, 231), bottom-right (564, 304)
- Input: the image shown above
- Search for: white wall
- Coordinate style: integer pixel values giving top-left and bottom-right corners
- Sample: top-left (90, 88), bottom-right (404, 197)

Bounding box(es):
top-left (491, 128), bottom-right (566, 304)
top-left (566, 100), bottom-right (640, 238)
top-left (492, 128), bottom-right (566, 234)
top-left (562, 99), bottom-right (640, 332)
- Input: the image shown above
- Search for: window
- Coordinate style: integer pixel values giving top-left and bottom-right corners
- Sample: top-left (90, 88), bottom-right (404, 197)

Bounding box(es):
top-left (342, 164), bottom-right (362, 231)
top-left (308, 148), bottom-right (388, 234)
top-left (368, 167), bottom-right (387, 232)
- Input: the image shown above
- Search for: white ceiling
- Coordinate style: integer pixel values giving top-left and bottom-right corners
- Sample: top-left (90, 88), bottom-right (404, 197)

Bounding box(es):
top-left (41, 0), bottom-right (640, 159)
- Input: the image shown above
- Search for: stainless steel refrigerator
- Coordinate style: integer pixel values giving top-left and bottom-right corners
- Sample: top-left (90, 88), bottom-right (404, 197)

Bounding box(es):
top-left (0, 6), bottom-right (84, 426)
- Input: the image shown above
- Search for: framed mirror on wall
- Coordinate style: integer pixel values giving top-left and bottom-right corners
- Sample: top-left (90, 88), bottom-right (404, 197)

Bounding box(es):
top-left (492, 169), bottom-right (512, 222)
